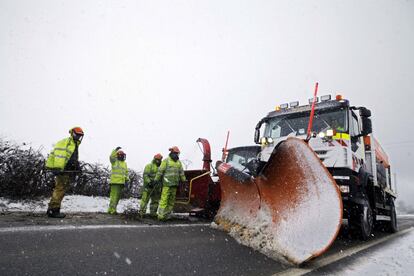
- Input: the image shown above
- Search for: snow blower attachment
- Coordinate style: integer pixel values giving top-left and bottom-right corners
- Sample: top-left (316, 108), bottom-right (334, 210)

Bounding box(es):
top-left (214, 138), bottom-right (342, 265)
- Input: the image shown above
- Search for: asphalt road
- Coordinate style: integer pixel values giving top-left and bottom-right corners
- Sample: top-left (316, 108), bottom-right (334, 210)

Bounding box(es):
top-left (0, 214), bottom-right (413, 276)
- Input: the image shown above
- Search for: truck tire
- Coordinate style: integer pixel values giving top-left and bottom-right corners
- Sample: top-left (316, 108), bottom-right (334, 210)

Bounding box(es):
top-left (350, 202), bottom-right (373, 240)
top-left (387, 199), bottom-right (398, 233)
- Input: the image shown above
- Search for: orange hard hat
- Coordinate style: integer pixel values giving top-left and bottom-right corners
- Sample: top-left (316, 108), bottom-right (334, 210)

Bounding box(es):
top-left (69, 126), bottom-right (84, 136)
top-left (154, 153), bottom-right (163, 160)
top-left (169, 146), bottom-right (180, 153)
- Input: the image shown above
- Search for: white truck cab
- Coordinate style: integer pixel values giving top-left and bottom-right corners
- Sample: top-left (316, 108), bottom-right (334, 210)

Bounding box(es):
top-left (252, 94), bottom-right (397, 239)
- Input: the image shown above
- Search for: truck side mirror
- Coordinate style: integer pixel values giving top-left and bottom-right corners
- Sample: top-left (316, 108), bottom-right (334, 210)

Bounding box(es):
top-left (361, 117), bottom-right (372, 135)
top-left (359, 107), bottom-right (372, 118)
top-left (254, 129), bottom-right (260, 144)
top-left (254, 120), bottom-right (264, 144)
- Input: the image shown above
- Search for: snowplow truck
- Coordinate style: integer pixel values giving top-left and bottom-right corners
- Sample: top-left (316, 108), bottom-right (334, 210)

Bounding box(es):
top-left (214, 94), bottom-right (397, 265)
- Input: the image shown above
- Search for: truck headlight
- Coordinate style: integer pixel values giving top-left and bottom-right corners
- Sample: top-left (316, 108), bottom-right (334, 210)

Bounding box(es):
top-left (326, 129), bottom-right (334, 137)
top-left (260, 137), bottom-right (274, 145)
top-left (339, 185), bottom-right (350, 193)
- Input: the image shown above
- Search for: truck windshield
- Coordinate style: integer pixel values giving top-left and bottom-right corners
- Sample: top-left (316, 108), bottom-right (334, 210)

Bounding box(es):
top-left (264, 108), bottom-right (347, 139)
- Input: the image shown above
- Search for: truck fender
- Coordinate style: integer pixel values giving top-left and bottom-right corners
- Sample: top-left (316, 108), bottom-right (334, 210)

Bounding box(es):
top-left (357, 167), bottom-right (376, 212)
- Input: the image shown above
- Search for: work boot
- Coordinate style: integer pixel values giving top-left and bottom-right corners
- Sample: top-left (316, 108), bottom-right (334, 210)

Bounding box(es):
top-left (157, 214), bottom-right (171, 221)
top-left (46, 208), bottom-right (66, 218)
top-left (108, 209), bottom-right (118, 215)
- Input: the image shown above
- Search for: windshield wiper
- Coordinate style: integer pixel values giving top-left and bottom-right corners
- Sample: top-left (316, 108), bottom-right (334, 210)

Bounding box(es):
top-left (271, 117), bottom-right (298, 137)
top-left (316, 116), bottom-right (331, 132)
top-left (282, 118), bottom-right (297, 136)
top-left (284, 120), bottom-right (297, 136)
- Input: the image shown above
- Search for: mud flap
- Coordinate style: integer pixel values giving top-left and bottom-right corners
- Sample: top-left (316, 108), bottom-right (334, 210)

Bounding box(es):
top-left (214, 138), bottom-right (343, 265)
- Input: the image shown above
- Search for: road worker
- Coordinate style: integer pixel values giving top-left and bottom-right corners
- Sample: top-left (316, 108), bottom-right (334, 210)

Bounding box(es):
top-left (108, 147), bottom-right (129, 215)
top-left (139, 153), bottom-right (163, 217)
top-left (45, 127), bottom-right (84, 218)
top-left (155, 146), bottom-right (187, 221)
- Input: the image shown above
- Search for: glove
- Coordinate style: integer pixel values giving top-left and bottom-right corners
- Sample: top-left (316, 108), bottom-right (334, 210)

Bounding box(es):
top-left (155, 180), bottom-right (162, 187)
top-left (115, 146), bottom-right (122, 151)
top-left (148, 181), bottom-right (155, 189)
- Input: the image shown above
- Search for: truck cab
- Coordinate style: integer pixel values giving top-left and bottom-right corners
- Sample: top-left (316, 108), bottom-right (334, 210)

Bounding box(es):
top-left (253, 95), bottom-right (397, 239)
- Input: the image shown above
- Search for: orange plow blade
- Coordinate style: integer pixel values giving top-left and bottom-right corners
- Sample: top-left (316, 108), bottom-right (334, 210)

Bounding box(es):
top-left (214, 138), bottom-right (342, 265)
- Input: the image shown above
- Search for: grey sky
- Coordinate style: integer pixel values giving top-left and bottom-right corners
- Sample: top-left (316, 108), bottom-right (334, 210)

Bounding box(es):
top-left (1, 1), bottom-right (413, 203)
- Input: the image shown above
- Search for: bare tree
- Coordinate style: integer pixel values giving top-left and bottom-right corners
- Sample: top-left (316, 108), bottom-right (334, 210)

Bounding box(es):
top-left (181, 159), bottom-right (192, 170)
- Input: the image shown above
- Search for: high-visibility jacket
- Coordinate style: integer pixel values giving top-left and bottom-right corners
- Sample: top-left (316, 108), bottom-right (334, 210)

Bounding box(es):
top-left (46, 137), bottom-right (79, 170)
top-left (143, 160), bottom-right (159, 188)
top-left (154, 157), bottom-right (186, 187)
top-left (110, 149), bottom-right (129, 184)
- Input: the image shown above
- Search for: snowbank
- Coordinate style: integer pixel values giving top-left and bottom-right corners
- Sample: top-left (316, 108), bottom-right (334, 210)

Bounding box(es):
top-left (0, 195), bottom-right (140, 213)
top-left (338, 229), bottom-right (414, 275)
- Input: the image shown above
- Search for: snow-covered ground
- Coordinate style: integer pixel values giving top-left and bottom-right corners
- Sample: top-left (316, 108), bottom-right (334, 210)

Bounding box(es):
top-left (337, 229), bottom-right (414, 275)
top-left (0, 195), bottom-right (140, 213)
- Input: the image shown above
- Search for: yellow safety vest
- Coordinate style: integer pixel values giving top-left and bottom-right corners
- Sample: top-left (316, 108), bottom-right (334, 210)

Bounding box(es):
top-left (143, 161), bottom-right (159, 187)
top-left (46, 137), bottom-right (78, 170)
top-left (155, 157), bottom-right (186, 187)
top-left (109, 149), bottom-right (129, 184)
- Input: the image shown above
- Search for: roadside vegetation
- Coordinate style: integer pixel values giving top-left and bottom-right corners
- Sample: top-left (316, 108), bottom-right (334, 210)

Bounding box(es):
top-left (0, 138), bottom-right (142, 199)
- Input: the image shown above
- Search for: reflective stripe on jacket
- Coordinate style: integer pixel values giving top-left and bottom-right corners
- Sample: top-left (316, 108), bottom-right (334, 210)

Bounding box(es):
top-left (45, 137), bottom-right (78, 170)
top-left (154, 157), bottom-right (186, 187)
top-left (143, 161), bottom-right (159, 187)
top-left (110, 149), bottom-right (129, 184)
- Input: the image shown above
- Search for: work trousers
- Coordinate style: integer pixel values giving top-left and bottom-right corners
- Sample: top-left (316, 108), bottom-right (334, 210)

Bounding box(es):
top-left (140, 186), bottom-right (161, 216)
top-left (157, 186), bottom-right (178, 220)
top-left (48, 174), bottom-right (70, 209)
top-left (108, 184), bottom-right (123, 214)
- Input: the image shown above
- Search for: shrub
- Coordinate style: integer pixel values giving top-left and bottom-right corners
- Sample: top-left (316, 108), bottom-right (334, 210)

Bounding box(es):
top-left (0, 139), bottom-right (142, 199)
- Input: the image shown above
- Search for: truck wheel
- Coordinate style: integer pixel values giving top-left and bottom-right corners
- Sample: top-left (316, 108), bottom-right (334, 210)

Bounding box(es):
top-left (387, 199), bottom-right (398, 233)
top-left (360, 204), bottom-right (374, 240)
top-left (350, 203), bottom-right (373, 240)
